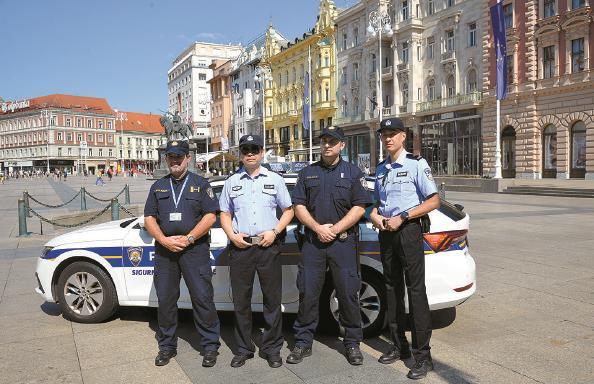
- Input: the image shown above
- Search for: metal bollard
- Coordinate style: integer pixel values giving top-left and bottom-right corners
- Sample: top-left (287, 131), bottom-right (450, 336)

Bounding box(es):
top-left (23, 191), bottom-right (32, 218)
top-left (439, 182), bottom-right (446, 200)
top-left (124, 184), bottom-right (130, 205)
top-left (111, 198), bottom-right (119, 221)
top-left (18, 199), bottom-right (30, 237)
top-left (80, 187), bottom-right (87, 211)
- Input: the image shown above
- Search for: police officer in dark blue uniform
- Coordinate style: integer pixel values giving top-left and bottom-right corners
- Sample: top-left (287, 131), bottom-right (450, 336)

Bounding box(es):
top-left (287, 126), bottom-right (372, 366)
top-left (369, 118), bottom-right (440, 380)
top-left (144, 140), bottom-right (221, 368)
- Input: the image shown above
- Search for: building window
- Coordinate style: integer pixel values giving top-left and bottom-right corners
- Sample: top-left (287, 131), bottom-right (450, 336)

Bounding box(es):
top-left (88, 148), bottom-right (93, 157)
top-left (467, 69), bottom-right (478, 92)
top-left (427, 38), bottom-right (435, 59)
top-left (543, 45), bottom-right (555, 78)
top-left (571, 38), bottom-right (585, 73)
top-left (67, 133), bottom-right (73, 141)
top-left (447, 0), bottom-right (455, 7)
top-left (76, 118), bottom-right (82, 127)
top-left (371, 53), bottom-right (377, 73)
top-left (353, 62), bottom-right (359, 81)
top-left (68, 148), bottom-right (72, 156)
top-left (98, 121), bottom-right (103, 129)
top-left (293, 124), bottom-right (299, 139)
top-left (503, 3), bottom-right (513, 29)
top-left (108, 134), bottom-right (113, 143)
top-left (401, 83), bottom-right (409, 106)
top-left (417, 45), bottom-right (422, 61)
top-left (87, 119), bottom-right (92, 128)
top-left (57, 132), bottom-right (63, 141)
top-left (571, 0), bottom-right (585, 9)
top-left (468, 22), bottom-right (477, 47)
top-left (402, 1), bottom-right (409, 21)
top-left (58, 148), bottom-right (62, 156)
top-left (401, 42), bottom-right (409, 63)
top-left (108, 121), bottom-right (112, 129)
top-left (446, 30), bottom-right (455, 52)
top-left (98, 149), bottom-right (103, 157)
top-left (342, 67), bottom-right (348, 84)
top-left (109, 149), bottom-right (113, 157)
top-left (342, 32), bottom-right (348, 50)
top-left (88, 133), bottom-right (93, 142)
top-left (447, 75), bottom-right (456, 97)
top-left (507, 54), bottom-right (515, 84)
top-left (353, 27), bottom-right (359, 46)
top-left (428, 79), bottom-right (436, 100)
top-left (198, 73), bottom-right (206, 81)
top-left (543, 0), bottom-right (555, 17)
top-left (66, 118), bottom-right (71, 127)
top-left (77, 133), bottom-right (83, 142)
top-left (428, 0), bottom-right (434, 15)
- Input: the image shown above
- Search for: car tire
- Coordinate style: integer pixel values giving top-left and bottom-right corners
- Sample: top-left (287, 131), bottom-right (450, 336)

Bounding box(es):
top-left (319, 269), bottom-right (386, 338)
top-left (56, 261), bottom-right (118, 323)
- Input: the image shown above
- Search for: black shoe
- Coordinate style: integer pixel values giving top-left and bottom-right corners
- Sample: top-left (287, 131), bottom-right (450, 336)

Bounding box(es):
top-left (286, 346), bottom-right (312, 364)
top-left (202, 350), bottom-right (218, 368)
top-left (345, 346), bottom-right (363, 366)
top-left (378, 347), bottom-right (412, 364)
top-left (266, 354), bottom-right (283, 368)
top-left (230, 353), bottom-right (254, 368)
top-left (407, 357), bottom-right (434, 380)
top-left (155, 350), bottom-right (177, 366)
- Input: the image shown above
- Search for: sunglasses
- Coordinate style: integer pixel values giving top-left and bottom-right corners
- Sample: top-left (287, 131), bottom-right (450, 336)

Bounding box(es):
top-left (241, 145), bottom-right (261, 155)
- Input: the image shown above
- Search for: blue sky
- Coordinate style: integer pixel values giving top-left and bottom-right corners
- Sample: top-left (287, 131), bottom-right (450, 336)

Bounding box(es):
top-left (1, 0), bottom-right (354, 113)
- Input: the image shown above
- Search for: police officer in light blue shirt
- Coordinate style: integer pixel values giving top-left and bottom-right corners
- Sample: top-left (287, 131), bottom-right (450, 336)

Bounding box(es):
top-left (219, 134), bottom-right (294, 369)
top-left (369, 117), bottom-right (440, 380)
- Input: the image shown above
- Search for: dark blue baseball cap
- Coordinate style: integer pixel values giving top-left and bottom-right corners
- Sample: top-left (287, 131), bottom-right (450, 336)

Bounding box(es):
top-left (165, 140), bottom-right (190, 156)
top-left (377, 117), bottom-right (406, 133)
top-left (319, 125), bottom-right (345, 141)
top-left (239, 134), bottom-right (264, 148)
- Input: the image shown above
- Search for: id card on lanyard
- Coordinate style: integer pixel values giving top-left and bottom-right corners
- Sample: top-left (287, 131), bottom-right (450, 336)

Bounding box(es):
top-left (169, 177), bottom-right (189, 222)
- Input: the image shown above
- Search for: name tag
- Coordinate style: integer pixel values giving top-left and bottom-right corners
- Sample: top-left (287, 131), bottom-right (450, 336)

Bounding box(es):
top-left (232, 185), bottom-right (242, 191)
top-left (264, 184), bottom-right (274, 189)
top-left (169, 212), bottom-right (182, 222)
top-left (397, 172), bottom-right (408, 177)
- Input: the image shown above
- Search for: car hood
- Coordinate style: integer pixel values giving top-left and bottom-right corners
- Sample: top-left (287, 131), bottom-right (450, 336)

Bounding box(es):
top-left (45, 219), bottom-right (134, 247)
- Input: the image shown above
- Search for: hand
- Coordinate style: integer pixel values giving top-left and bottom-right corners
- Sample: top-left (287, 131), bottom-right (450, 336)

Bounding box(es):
top-left (258, 230), bottom-right (276, 248)
top-left (316, 223), bottom-right (337, 243)
top-left (385, 216), bottom-right (404, 232)
top-left (231, 232), bottom-right (251, 249)
top-left (160, 236), bottom-right (187, 253)
top-left (370, 213), bottom-right (386, 231)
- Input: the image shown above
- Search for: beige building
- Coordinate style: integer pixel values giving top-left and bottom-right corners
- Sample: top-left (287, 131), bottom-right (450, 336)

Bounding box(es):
top-left (483, 0), bottom-right (594, 179)
top-left (119, 111), bottom-right (165, 174)
top-left (208, 59), bottom-right (234, 152)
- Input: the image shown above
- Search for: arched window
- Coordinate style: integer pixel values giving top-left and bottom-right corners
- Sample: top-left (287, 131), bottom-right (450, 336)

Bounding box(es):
top-left (354, 97), bottom-right (360, 115)
top-left (542, 124), bottom-right (557, 177)
top-left (428, 79), bottom-right (436, 101)
top-left (467, 69), bottom-right (477, 93)
top-left (342, 98), bottom-right (348, 117)
top-left (571, 121), bottom-right (586, 177)
top-left (447, 75), bottom-right (456, 97)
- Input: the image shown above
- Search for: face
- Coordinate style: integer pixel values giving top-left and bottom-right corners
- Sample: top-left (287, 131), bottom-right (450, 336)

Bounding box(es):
top-left (166, 153), bottom-right (191, 177)
top-left (240, 145), bottom-right (263, 166)
top-left (320, 136), bottom-right (345, 158)
top-left (380, 129), bottom-right (406, 153)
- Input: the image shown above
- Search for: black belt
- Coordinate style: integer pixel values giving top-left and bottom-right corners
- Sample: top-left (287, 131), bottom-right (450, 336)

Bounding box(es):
top-left (305, 226), bottom-right (357, 241)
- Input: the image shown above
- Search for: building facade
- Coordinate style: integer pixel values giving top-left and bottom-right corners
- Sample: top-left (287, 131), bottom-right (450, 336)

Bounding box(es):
top-left (167, 42), bottom-right (242, 141)
top-left (208, 59), bottom-right (234, 152)
top-left (265, 0), bottom-right (339, 162)
top-left (336, 0), bottom-right (484, 174)
top-left (0, 94), bottom-right (118, 175)
top-left (483, 0), bottom-right (594, 179)
top-left (119, 111), bottom-right (165, 174)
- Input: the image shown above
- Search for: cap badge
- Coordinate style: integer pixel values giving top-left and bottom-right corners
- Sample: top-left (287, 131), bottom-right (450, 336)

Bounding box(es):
top-left (172, 141), bottom-right (178, 146)
top-left (328, 126), bottom-right (335, 130)
top-left (247, 136), bottom-right (253, 141)
top-left (386, 120), bottom-right (392, 126)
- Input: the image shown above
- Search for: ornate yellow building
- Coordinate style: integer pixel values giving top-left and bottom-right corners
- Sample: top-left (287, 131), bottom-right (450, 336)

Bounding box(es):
top-left (263, 0), bottom-right (338, 161)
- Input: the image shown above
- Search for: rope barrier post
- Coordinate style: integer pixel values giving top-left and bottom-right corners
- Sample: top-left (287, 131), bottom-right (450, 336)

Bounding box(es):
top-left (23, 191), bottom-right (32, 218)
top-left (111, 199), bottom-right (119, 221)
top-left (80, 187), bottom-right (87, 211)
top-left (125, 184), bottom-right (130, 205)
top-left (18, 199), bottom-right (30, 237)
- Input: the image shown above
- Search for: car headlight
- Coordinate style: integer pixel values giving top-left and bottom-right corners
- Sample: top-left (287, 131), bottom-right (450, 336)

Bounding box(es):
top-left (40, 246), bottom-right (54, 259)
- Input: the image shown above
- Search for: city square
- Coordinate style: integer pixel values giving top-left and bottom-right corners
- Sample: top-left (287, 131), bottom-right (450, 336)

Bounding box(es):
top-left (0, 175), bottom-right (592, 383)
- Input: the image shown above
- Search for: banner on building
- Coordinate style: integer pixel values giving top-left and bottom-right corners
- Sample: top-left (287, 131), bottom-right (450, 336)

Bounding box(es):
top-left (490, 0), bottom-right (508, 100)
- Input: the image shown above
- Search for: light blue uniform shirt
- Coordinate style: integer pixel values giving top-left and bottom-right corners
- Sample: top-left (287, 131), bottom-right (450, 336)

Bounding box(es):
top-left (374, 150), bottom-right (438, 218)
top-left (219, 166), bottom-right (292, 236)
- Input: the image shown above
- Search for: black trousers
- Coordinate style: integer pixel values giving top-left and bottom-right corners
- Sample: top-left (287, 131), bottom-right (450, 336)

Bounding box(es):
top-left (153, 252), bottom-right (221, 353)
top-left (229, 242), bottom-right (283, 356)
top-left (378, 220), bottom-right (431, 360)
top-left (293, 233), bottom-right (362, 348)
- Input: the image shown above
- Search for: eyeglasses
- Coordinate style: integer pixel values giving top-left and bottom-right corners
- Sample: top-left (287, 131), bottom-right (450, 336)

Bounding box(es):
top-left (241, 145), bottom-right (260, 155)
top-left (320, 137), bottom-right (340, 147)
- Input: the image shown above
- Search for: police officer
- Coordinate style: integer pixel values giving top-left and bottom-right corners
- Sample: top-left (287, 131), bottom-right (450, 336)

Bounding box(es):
top-left (287, 126), bottom-right (372, 366)
top-left (219, 134), bottom-right (294, 368)
top-left (369, 118), bottom-right (440, 380)
top-left (144, 140), bottom-right (221, 368)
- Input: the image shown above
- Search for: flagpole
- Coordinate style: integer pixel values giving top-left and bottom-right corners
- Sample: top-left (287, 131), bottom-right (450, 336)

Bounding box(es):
top-left (494, 98), bottom-right (502, 178)
top-left (308, 45), bottom-right (313, 163)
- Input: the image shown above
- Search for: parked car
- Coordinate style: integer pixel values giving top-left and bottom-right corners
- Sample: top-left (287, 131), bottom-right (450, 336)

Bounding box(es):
top-left (35, 174), bottom-right (476, 337)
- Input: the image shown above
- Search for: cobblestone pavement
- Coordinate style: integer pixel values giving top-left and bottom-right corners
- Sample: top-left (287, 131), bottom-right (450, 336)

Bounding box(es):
top-left (0, 176), bottom-right (592, 383)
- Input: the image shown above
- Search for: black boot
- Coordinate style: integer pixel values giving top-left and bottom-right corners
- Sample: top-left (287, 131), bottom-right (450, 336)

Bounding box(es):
top-left (407, 357), bottom-right (434, 380)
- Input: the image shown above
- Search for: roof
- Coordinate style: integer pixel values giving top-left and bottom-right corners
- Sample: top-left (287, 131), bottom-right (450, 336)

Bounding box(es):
top-left (120, 111), bottom-right (163, 134)
top-left (0, 94), bottom-right (115, 115)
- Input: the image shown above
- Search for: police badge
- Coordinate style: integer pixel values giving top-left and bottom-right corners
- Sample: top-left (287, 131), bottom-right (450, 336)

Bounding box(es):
top-left (207, 187), bottom-right (215, 199)
top-left (127, 247), bottom-right (143, 267)
top-left (360, 177), bottom-right (367, 190)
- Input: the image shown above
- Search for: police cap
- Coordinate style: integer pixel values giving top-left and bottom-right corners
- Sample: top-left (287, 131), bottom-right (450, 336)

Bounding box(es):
top-left (165, 140), bottom-right (190, 156)
top-left (377, 117), bottom-right (406, 133)
top-left (238, 134), bottom-right (264, 148)
top-left (319, 125), bottom-right (345, 141)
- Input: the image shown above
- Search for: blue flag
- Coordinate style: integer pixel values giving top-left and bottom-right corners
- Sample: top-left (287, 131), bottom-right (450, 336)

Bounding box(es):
top-left (302, 71), bottom-right (310, 133)
top-left (490, 0), bottom-right (507, 100)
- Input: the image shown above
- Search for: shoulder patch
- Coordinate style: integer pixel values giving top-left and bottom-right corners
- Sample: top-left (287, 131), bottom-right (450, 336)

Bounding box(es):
top-left (206, 187), bottom-right (215, 199)
top-left (360, 177), bottom-right (367, 190)
top-left (424, 168), bottom-right (434, 181)
top-left (406, 153), bottom-right (423, 161)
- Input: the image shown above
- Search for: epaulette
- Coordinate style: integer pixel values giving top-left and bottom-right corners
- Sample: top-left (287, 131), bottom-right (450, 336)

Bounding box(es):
top-left (406, 153), bottom-right (423, 161)
top-left (377, 158), bottom-right (387, 167)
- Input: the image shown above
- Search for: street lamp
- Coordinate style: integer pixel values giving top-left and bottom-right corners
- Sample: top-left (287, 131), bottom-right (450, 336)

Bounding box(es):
top-left (254, 64), bottom-right (272, 157)
top-left (114, 109), bottom-right (127, 175)
top-left (40, 110), bottom-right (53, 174)
top-left (368, 8), bottom-right (393, 162)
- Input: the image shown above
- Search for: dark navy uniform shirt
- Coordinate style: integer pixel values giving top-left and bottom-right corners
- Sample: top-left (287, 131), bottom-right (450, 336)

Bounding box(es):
top-left (144, 171), bottom-right (219, 255)
top-left (292, 159), bottom-right (372, 225)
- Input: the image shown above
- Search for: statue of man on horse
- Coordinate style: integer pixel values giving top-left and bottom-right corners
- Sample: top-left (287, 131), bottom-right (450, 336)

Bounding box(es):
top-left (160, 112), bottom-right (193, 141)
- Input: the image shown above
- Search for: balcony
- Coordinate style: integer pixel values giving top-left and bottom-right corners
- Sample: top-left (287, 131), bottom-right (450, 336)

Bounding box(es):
top-left (288, 110), bottom-right (298, 117)
top-left (415, 92), bottom-right (482, 113)
top-left (399, 106), bottom-right (408, 114)
top-left (382, 106), bottom-right (394, 117)
top-left (381, 66), bottom-right (393, 79)
top-left (397, 63), bottom-right (409, 72)
top-left (441, 51), bottom-right (456, 64)
top-left (334, 113), bottom-right (365, 125)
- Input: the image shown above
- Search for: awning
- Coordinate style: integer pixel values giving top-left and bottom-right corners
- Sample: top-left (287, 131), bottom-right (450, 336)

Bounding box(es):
top-left (195, 151), bottom-right (238, 163)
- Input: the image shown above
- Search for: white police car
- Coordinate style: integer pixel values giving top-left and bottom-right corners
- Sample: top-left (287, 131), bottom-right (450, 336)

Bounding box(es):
top-left (35, 175), bottom-right (475, 337)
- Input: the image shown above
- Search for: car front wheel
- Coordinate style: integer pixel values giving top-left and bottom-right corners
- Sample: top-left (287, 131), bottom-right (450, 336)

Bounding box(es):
top-left (56, 261), bottom-right (118, 323)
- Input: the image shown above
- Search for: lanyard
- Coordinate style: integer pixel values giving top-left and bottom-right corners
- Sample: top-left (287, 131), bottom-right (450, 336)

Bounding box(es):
top-left (169, 176), bottom-right (189, 211)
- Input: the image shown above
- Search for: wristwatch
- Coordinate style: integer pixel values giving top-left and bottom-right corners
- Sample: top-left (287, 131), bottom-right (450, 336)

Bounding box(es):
top-left (272, 229), bottom-right (280, 237)
top-left (186, 235), bottom-right (195, 244)
top-left (399, 211), bottom-right (409, 222)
